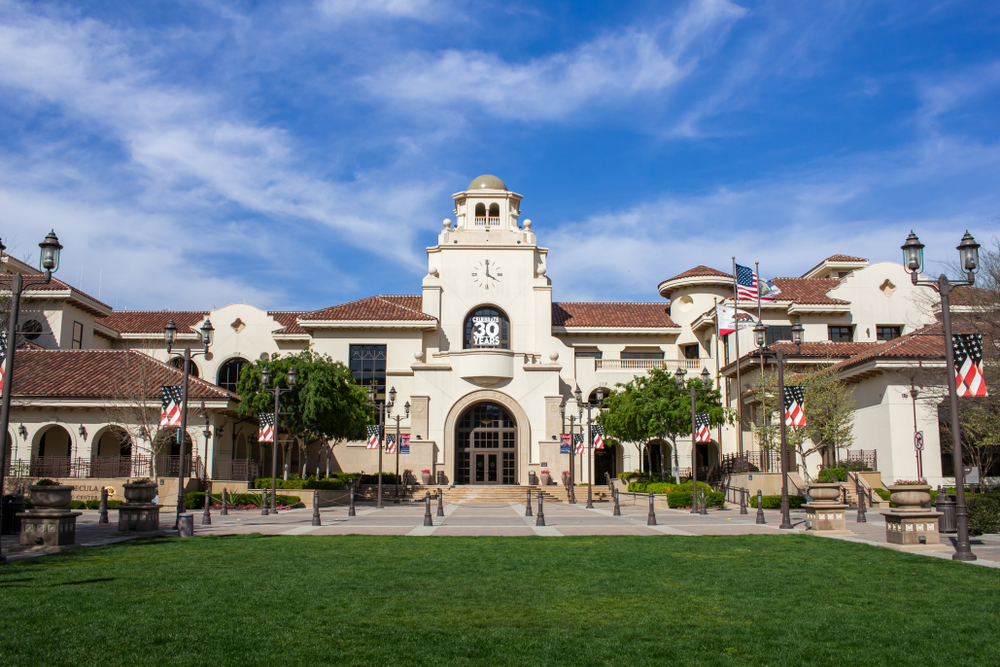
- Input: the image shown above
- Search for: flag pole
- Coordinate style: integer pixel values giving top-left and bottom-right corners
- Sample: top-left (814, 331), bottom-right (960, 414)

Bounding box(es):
top-left (732, 257), bottom-right (743, 456)
top-left (756, 261), bottom-right (766, 453)
top-left (713, 297), bottom-right (723, 446)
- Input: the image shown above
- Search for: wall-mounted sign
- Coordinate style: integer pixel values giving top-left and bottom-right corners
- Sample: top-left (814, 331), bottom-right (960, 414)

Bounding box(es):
top-left (472, 316), bottom-right (501, 346)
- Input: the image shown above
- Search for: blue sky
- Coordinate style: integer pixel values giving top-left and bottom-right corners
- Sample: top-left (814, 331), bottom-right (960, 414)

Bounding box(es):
top-left (1, 0), bottom-right (998, 310)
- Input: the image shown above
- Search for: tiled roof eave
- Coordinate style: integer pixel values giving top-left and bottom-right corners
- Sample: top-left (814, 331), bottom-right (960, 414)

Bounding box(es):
top-left (297, 319), bottom-right (437, 329)
top-left (786, 303), bottom-right (852, 314)
top-left (552, 326), bottom-right (680, 336)
top-left (837, 357), bottom-right (946, 382)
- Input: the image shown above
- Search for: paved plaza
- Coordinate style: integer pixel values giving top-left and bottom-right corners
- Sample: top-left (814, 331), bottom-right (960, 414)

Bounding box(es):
top-left (4, 499), bottom-right (1000, 567)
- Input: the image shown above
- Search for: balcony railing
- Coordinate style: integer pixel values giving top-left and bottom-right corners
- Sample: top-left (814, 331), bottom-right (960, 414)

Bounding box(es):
top-left (594, 359), bottom-right (703, 371)
top-left (474, 216), bottom-right (500, 226)
top-left (212, 459), bottom-right (260, 482)
top-left (3, 455), bottom-right (207, 479)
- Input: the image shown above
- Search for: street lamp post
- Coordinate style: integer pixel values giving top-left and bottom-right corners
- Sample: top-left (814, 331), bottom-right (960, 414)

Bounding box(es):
top-left (389, 398), bottom-right (410, 503)
top-left (559, 400), bottom-right (582, 504)
top-left (582, 387), bottom-right (604, 509)
top-left (675, 367), bottom-right (713, 514)
top-left (901, 230), bottom-right (980, 562)
top-left (751, 321), bottom-right (803, 530)
top-left (164, 316), bottom-right (215, 527)
top-left (260, 365), bottom-right (296, 514)
top-left (0, 231), bottom-right (63, 564)
top-left (367, 385), bottom-right (394, 509)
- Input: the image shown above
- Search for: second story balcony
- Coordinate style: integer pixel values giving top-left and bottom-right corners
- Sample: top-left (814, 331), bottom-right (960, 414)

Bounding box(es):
top-left (593, 358), bottom-right (703, 372)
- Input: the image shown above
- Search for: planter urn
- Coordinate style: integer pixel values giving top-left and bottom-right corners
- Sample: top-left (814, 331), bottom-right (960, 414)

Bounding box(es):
top-left (807, 483), bottom-right (843, 504)
top-left (421, 472), bottom-right (432, 485)
top-left (561, 472), bottom-right (572, 487)
top-left (28, 485), bottom-right (73, 510)
top-left (887, 484), bottom-right (932, 511)
top-left (123, 483), bottom-right (157, 504)
top-left (540, 472), bottom-right (551, 486)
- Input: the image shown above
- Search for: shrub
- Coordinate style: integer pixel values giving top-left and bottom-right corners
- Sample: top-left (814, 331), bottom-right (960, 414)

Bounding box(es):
top-left (749, 494), bottom-right (805, 509)
top-left (874, 488), bottom-right (891, 501)
top-left (34, 479), bottom-right (59, 486)
top-left (253, 474), bottom-right (392, 490)
top-left (618, 471), bottom-right (645, 482)
top-left (84, 499), bottom-right (123, 510)
top-left (967, 496), bottom-right (1000, 535)
top-left (665, 490), bottom-right (724, 509)
top-left (816, 468), bottom-right (845, 483)
top-left (66, 500), bottom-right (86, 509)
top-left (188, 491), bottom-right (302, 510)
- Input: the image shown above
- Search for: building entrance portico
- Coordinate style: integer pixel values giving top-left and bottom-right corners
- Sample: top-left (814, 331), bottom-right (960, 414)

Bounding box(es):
top-left (456, 403), bottom-right (516, 485)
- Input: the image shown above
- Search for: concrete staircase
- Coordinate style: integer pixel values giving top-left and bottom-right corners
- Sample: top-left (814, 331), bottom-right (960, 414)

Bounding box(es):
top-left (395, 485), bottom-right (614, 504)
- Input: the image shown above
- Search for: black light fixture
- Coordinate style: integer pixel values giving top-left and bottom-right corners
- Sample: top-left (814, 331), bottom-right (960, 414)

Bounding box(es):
top-left (573, 385), bottom-right (583, 405)
top-left (78, 425), bottom-right (87, 441)
top-left (791, 322), bottom-right (804, 346)
top-left (700, 367), bottom-right (712, 386)
top-left (260, 365), bottom-right (271, 388)
top-left (164, 318), bottom-right (178, 351)
top-left (367, 384), bottom-right (375, 405)
top-left (388, 386), bottom-right (397, 408)
top-left (18, 424), bottom-right (27, 439)
top-left (200, 319), bottom-right (215, 352)
top-left (404, 401), bottom-right (411, 418)
top-left (595, 387), bottom-right (604, 406)
top-left (559, 401), bottom-right (566, 419)
top-left (674, 366), bottom-right (686, 389)
top-left (753, 322), bottom-right (768, 349)
top-left (958, 231), bottom-right (981, 275)
top-left (38, 229), bottom-right (63, 275)
top-left (286, 366), bottom-right (296, 389)
top-left (901, 230), bottom-right (925, 275)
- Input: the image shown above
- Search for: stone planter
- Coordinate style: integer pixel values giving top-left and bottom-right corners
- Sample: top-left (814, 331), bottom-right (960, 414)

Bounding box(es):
top-left (421, 472), bottom-right (432, 485)
top-left (807, 483), bottom-right (843, 504)
top-left (887, 484), bottom-right (932, 511)
top-left (29, 485), bottom-right (73, 510)
top-left (540, 472), bottom-right (551, 486)
top-left (123, 483), bottom-right (157, 504)
top-left (561, 472), bottom-right (572, 487)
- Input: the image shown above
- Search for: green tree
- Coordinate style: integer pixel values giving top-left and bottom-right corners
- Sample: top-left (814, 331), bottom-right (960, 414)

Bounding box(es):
top-left (236, 349), bottom-right (370, 479)
top-left (597, 366), bottom-right (732, 483)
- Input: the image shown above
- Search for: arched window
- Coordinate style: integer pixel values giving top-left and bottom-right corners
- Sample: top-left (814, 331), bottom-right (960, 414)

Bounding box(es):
top-left (168, 356), bottom-right (200, 378)
top-left (464, 307), bottom-right (510, 349)
top-left (475, 203), bottom-right (486, 217)
top-left (488, 203), bottom-right (499, 218)
top-left (217, 357), bottom-right (248, 393)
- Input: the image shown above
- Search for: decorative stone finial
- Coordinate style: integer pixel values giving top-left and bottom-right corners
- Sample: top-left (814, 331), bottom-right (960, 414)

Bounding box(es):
top-left (523, 219), bottom-right (532, 229)
top-left (414, 350), bottom-right (425, 360)
top-left (548, 351), bottom-right (559, 362)
top-left (443, 218), bottom-right (452, 229)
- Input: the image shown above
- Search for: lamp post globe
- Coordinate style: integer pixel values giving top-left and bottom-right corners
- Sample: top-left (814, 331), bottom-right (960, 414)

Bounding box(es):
top-left (753, 323), bottom-right (767, 349)
top-left (260, 366), bottom-right (270, 388)
top-left (674, 366), bottom-right (686, 389)
top-left (791, 322), bottom-right (804, 346)
top-left (958, 231), bottom-right (980, 273)
top-left (700, 367), bottom-right (711, 386)
top-left (38, 229), bottom-right (63, 273)
top-left (901, 231), bottom-right (925, 276)
top-left (200, 319), bottom-right (215, 351)
top-left (163, 319), bottom-right (177, 349)
top-left (286, 366), bottom-right (296, 388)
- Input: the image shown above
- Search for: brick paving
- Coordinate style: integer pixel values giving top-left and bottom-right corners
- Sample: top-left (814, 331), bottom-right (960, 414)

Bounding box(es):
top-left (4, 501), bottom-right (1000, 568)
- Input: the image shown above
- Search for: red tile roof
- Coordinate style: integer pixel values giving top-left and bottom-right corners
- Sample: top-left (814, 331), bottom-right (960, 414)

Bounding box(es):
top-left (102, 311), bottom-right (209, 335)
top-left (9, 349), bottom-right (237, 400)
top-left (661, 265), bottom-right (731, 283)
top-left (0, 274), bottom-right (111, 313)
top-left (770, 278), bottom-right (850, 305)
top-left (268, 311), bottom-right (307, 335)
top-left (760, 341), bottom-right (879, 358)
top-left (299, 295), bottom-right (435, 322)
top-left (552, 302), bottom-right (678, 328)
top-left (801, 254), bottom-right (868, 278)
top-left (832, 324), bottom-right (947, 372)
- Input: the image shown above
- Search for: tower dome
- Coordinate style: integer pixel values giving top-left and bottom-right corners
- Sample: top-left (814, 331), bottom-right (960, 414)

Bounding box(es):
top-left (467, 174), bottom-right (507, 191)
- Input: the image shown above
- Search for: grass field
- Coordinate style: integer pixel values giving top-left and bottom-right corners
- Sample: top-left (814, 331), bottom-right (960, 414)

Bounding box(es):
top-left (1, 534), bottom-right (998, 666)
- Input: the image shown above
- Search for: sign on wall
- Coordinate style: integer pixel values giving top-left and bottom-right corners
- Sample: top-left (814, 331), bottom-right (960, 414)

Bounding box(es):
top-left (472, 316), bottom-right (501, 346)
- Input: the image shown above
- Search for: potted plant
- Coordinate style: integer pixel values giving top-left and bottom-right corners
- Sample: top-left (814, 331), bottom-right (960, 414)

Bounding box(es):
top-left (806, 482), bottom-right (843, 504)
top-left (561, 470), bottom-right (572, 486)
top-left (403, 469), bottom-right (415, 485)
top-left (421, 469), bottom-right (432, 485)
top-left (29, 479), bottom-right (73, 509)
top-left (123, 478), bottom-right (157, 503)
top-left (887, 479), bottom-right (931, 511)
top-left (540, 469), bottom-right (551, 486)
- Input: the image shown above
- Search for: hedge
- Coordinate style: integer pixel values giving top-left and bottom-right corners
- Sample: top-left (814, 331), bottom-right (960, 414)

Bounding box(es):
top-left (628, 480), bottom-right (711, 494)
top-left (967, 496), bottom-right (1000, 535)
top-left (253, 472), bottom-right (398, 490)
top-left (749, 494), bottom-right (806, 509)
top-left (666, 490), bottom-right (725, 509)
top-left (185, 492), bottom-right (301, 510)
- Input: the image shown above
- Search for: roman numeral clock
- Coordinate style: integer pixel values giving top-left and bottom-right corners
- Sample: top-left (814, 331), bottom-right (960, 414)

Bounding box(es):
top-left (471, 259), bottom-right (502, 290)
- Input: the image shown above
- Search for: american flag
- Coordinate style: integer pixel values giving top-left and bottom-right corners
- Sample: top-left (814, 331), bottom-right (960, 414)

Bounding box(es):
top-left (385, 433), bottom-right (396, 454)
top-left (573, 433), bottom-right (585, 454)
top-left (366, 425), bottom-right (382, 449)
top-left (160, 385), bottom-right (182, 427)
top-left (784, 386), bottom-right (806, 427)
top-left (258, 412), bottom-right (274, 443)
top-left (735, 264), bottom-right (759, 301)
top-left (695, 414), bottom-right (712, 443)
top-left (591, 424), bottom-right (605, 450)
top-left (0, 330), bottom-right (6, 395)
top-left (954, 334), bottom-right (988, 397)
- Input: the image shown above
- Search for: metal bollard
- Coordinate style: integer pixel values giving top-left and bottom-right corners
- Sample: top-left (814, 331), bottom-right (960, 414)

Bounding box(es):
top-left (221, 488), bottom-right (229, 515)
top-left (755, 489), bottom-right (765, 525)
top-left (348, 487), bottom-right (356, 517)
top-left (700, 488), bottom-right (708, 516)
top-left (312, 490), bottom-right (322, 526)
top-left (423, 491), bottom-right (433, 527)
top-left (739, 488), bottom-right (748, 515)
top-left (98, 487), bottom-right (109, 524)
top-left (612, 487), bottom-right (621, 516)
top-left (202, 488), bottom-right (212, 525)
top-left (437, 490), bottom-right (445, 517)
top-left (536, 490), bottom-right (546, 526)
top-left (525, 487), bottom-right (533, 517)
top-left (647, 491), bottom-right (657, 526)
top-left (690, 486), bottom-right (699, 514)
top-left (856, 487), bottom-right (867, 523)
top-left (261, 489), bottom-right (269, 516)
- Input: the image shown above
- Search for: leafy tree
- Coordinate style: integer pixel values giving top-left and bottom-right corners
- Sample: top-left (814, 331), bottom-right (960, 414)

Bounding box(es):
top-left (236, 349), bottom-right (370, 479)
top-left (597, 366), bottom-right (731, 483)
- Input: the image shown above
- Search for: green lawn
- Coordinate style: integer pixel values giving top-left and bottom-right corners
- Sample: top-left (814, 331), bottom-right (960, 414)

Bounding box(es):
top-left (1, 535), bottom-right (998, 666)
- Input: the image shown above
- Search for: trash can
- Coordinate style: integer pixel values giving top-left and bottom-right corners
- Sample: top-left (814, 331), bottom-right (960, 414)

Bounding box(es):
top-left (528, 471), bottom-right (538, 486)
top-left (936, 492), bottom-right (957, 533)
top-left (436, 470), bottom-right (445, 485)
top-left (1, 494), bottom-right (24, 535)
top-left (178, 513), bottom-right (195, 538)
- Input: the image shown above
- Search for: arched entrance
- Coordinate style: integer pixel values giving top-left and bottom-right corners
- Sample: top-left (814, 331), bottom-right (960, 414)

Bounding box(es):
top-left (594, 443), bottom-right (617, 484)
top-left (455, 403), bottom-right (516, 485)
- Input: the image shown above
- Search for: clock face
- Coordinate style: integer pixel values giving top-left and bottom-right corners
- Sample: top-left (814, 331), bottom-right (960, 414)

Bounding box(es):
top-left (471, 259), bottom-right (502, 290)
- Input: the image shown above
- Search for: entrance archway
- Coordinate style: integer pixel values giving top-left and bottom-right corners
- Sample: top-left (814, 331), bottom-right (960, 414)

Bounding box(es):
top-left (455, 403), bottom-right (516, 485)
top-left (594, 443), bottom-right (617, 484)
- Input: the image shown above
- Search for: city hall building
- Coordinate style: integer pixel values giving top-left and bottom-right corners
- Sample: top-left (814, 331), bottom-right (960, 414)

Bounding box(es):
top-left (3, 175), bottom-right (958, 493)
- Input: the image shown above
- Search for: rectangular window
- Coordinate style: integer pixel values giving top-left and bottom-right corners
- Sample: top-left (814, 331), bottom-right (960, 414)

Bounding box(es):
top-left (575, 349), bottom-right (603, 359)
top-left (72, 321), bottom-right (83, 349)
top-left (828, 325), bottom-right (854, 343)
top-left (349, 344), bottom-right (387, 403)
top-left (877, 326), bottom-right (901, 341)
top-left (621, 351), bottom-right (664, 360)
top-left (682, 344), bottom-right (700, 360)
top-left (765, 325), bottom-right (794, 346)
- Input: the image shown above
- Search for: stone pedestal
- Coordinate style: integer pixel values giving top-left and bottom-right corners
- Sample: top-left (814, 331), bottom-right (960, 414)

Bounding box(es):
top-left (117, 503), bottom-right (162, 533)
top-left (883, 510), bottom-right (949, 551)
top-left (804, 503), bottom-right (854, 535)
top-left (14, 510), bottom-right (82, 552)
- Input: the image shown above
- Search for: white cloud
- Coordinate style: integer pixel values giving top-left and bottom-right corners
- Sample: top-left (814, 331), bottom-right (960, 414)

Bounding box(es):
top-left (317, 0), bottom-right (436, 20)
top-left (362, 0), bottom-right (746, 121)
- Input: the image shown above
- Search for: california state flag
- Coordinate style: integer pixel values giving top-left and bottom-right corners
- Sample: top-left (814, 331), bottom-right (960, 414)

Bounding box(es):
top-left (716, 304), bottom-right (759, 336)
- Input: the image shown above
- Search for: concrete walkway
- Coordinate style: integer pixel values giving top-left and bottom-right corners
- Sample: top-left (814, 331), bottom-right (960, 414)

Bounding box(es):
top-left (4, 502), bottom-right (1000, 568)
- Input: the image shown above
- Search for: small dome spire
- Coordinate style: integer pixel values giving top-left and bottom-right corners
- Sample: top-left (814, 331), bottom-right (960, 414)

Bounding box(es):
top-left (467, 174), bottom-right (507, 191)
